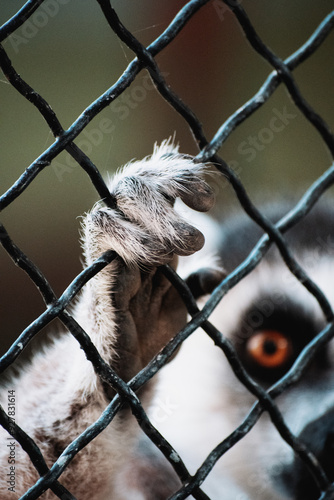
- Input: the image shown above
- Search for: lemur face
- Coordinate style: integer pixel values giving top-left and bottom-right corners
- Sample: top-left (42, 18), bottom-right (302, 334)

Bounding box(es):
top-left (212, 261), bottom-right (334, 499)
top-left (158, 204), bottom-right (334, 500)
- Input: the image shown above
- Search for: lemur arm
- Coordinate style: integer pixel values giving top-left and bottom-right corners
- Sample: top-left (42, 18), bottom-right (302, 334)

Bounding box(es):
top-left (0, 142), bottom-right (217, 499)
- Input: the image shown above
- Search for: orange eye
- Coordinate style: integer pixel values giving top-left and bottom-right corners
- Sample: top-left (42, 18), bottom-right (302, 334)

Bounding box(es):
top-left (246, 330), bottom-right (292, 368)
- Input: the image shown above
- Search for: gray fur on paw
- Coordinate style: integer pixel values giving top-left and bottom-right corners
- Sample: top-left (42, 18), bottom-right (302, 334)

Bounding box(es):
top-left (83, 140), bottom-right (214, 267)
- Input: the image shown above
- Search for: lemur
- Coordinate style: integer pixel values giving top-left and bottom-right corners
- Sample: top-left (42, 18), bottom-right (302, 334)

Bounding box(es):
top-left (1, 142), bottom-right (334, 499)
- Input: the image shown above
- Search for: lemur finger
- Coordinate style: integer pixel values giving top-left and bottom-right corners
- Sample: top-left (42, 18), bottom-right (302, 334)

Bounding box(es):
top-left (113, 172), bottom-right (214, 215)
top-left (171, 222), bottom-right (205, 256)
top-left (113, 180), bottom-right (206, 258)
top-left (87, 206), bottom-right (204, 263)
top-left (110, 144), bottom-right (213, 214)
top-left (186, 267), bottom-right (226, 298)
top-left (83, 209), bottom-right (173, 267)
top-left (178, 179), bottom-right (215, 213)
top-left (84, 141), bottom-right (214, 267)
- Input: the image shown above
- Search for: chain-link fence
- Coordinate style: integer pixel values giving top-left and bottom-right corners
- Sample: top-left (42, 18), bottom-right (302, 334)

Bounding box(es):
top-left (1, 1), bottom-right (334, 499)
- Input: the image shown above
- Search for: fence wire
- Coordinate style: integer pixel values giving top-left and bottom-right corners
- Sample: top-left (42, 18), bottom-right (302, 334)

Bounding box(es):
top-left (0, 1), bottom-right (334, 499)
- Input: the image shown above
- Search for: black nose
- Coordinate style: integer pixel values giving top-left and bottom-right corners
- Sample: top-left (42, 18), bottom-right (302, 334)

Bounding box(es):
top-left (283, 408), bottom-right (334, 500)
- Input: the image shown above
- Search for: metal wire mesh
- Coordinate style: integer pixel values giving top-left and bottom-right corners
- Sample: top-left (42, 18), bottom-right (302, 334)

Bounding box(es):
top-left (0, 1), bottom-right (334, 499)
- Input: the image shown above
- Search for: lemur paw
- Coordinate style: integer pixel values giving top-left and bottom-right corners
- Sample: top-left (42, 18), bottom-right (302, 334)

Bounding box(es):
top-left (80, 141), bottom-right (218, 378)
top-left (83, 141), bottom-right (214, 267)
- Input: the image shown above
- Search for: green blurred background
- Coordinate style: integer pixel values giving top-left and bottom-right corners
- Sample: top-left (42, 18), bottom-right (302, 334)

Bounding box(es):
top-left (0, 1), bottom-right (333, 355)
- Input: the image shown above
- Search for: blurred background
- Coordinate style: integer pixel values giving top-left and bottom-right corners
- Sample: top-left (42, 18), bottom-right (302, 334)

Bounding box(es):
top-left (0, 1), bottom-right (333, 355)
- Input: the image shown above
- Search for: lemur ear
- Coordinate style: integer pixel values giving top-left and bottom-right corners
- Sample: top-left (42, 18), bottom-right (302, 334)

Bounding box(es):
top-left (185, 267), bottom-right (226, 299)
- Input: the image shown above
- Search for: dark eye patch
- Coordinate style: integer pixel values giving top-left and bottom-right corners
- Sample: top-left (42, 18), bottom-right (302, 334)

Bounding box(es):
top-left (232, 297), bottom-right (327, 383)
